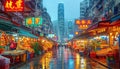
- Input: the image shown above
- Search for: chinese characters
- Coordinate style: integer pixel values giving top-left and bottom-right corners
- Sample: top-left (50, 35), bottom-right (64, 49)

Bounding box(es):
top-left (4, 0), bottom-right (24, 11)
top-left (75, 19), bottom-right (91, 30)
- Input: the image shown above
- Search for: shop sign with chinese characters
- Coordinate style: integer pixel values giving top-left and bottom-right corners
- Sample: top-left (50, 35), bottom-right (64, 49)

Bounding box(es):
top-left (4, 0), bottom-right (24, 12)
top-left (75, 19), bottom-right (91, 29)
top-left (25, 17), bottom-right (43, 27)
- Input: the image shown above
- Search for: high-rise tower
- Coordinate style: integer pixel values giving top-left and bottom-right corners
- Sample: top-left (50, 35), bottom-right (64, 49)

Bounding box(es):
top-left (58, 3), bottom-right (64, 43)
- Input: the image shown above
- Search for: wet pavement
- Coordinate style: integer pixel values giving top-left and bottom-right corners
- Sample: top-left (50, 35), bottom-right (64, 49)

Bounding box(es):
top-left (13, 46), bottom-right (108, 69)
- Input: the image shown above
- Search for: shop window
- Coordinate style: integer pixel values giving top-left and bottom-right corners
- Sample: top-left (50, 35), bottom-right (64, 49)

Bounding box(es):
top-left (117, 3), bottom-right (120, 13)
top-left (114, 6), bottom-right (118, 15)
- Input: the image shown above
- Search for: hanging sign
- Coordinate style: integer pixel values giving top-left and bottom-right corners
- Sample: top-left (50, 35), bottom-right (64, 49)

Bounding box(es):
top-left (34, 17), bottom-right (43, 26)
top-left (4, 0), bottom-right (24, 12)
top-left (75, 19), bottom-right (80, 24)
top-left (25, 17), bottom-right (43, 27)
top-left (26, 17), bottom-right (34, 26)
top-left (75, 19), bottom-right (91, 29)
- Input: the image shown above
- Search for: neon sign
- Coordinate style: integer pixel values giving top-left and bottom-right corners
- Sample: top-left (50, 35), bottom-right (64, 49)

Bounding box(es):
top-left (4, 0), bottom-right (24, 11)
top-left (75, 20), bottom-right (91, 25)
top-left (75, 19), bottom-right (80, 24)
top-left (34, 17), bottom-right (43, 26)
top-left (75, 19), bottom-right (91, 29)
top-left (25, 17), bottom-right (43, 27)
top-left (26, 17), bottom-right (34, 26)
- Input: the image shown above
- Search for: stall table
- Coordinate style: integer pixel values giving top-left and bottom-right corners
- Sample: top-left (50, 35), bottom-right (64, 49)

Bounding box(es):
top-left (2, 50), bottom-right (26, 65)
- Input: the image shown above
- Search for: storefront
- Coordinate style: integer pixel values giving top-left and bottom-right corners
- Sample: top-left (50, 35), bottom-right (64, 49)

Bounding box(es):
top-left (109, 13), bottom-right (120, 63)
top-left (0, 12), bottom-right (39, 66)
top-left (84, 16), bottom-right (120, 62)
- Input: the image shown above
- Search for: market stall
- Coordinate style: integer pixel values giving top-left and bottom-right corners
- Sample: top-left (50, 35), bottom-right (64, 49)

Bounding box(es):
top-left (38, 37), bottom-right (54, 51)
top-left (2, 50), bottom-right (26, 64)
top-left (0, 30), bottom-right (39, 65)
top-left (85, 20), bottom-right (119, 63)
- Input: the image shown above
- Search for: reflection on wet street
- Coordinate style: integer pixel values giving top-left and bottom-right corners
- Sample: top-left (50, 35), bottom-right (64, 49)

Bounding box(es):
top-left (17, 46), bottom-right (108, 69)
top-left (39, 46), bottom-right (87, 69)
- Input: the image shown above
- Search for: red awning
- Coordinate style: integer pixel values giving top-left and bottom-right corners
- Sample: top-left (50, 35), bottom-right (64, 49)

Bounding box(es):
top-left (110, 19), bottom-right (120, 26)
top-left (86, 20), bottom-right (110, 31)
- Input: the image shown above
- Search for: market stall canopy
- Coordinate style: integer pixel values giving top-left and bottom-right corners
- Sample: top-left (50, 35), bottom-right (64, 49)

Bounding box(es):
top-left (110, 19), bottom-right (120, 26)
top-left (0, 18), bottom-right (15, 31)
top-left (110, 13), bottom-right (120, 26)
top-left (86, 20), bottom-right (110, 32)
top-left (14, 27), bottom-right (38, 38)
top-left (18, 29), bottom-right (38, 38)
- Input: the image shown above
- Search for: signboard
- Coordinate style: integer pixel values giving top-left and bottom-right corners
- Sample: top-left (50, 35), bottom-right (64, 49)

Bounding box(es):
top-left (34, 17), bottom-right (43, 26)
top-left (47, 34), bottom-right (55, 38)
top-left (25, 17), bottom-right (43, 27)
top-left (79, 25), bottom-right (88, 29)
top-left (75, 19), bottom-right (80, 24)
top-left (75, 19), bottom-right (91, 30)
top-left (4, 0), bottom-right (24, 12)
top-left (26, 17), bottom-right (34, 26)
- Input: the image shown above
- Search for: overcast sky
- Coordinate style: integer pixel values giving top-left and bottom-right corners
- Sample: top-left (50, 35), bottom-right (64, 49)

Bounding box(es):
top-left (43, 0), bottom-right (83, 21)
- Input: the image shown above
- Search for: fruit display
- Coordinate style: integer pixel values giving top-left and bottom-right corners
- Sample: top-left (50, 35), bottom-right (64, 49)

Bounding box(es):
top-left (16, 37), bottom-right (34, 53)
top-left (96, 46), bottom-right (119, 56)
top-left (38, 37), bottom-right (53, 51)
top-left (0, 32), bottom-right (9, 46)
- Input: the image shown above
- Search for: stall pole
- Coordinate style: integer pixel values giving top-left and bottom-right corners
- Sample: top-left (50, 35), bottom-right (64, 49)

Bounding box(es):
top-left (118, 35), bottom-right (120, 67)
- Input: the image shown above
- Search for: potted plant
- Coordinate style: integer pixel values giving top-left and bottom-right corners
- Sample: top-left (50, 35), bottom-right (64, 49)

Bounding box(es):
top-left (32, 42), bottom-right (43, 55)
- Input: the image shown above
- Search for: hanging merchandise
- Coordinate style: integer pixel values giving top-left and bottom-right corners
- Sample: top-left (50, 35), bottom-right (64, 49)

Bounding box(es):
top-left (16, 37), bottom-right (34, 53)
top-left (10, 40), bottom-right (17, 50)
top-left (0, 46), bottom-right (4, 54)
top-left (0, 32), bottom-right (9, 46)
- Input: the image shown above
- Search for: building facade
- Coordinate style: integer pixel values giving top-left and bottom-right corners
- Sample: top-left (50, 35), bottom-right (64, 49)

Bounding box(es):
top-left (53, 20), bottom-right (59, 37)
top-left (41, 8), bottom-right (53, 36)
top-left (80, 0), bottom-right (90, 19)
top-left (0, 0), bottom-right (53, 37)
top-left (84, 0), bottom-right (120, 25)
top-left (67, 21), bottom-right (74, 40)
top-left (58, 3), bottom-right (65, 42)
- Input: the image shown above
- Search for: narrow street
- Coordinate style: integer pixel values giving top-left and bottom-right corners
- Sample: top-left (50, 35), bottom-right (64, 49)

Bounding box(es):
top-left (0, 0), bottom-right (120, 69)
top-left (14, 46), bottom-right (108, 69)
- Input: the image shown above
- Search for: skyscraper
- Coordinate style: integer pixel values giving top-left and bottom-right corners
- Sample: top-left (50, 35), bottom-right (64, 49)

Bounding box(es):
top-left (80, 0), bottom-right (90, 19)
top-left (67, 21), bottom-right (74, 40)
top-left (58, 3), bottom-right (65, 43)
